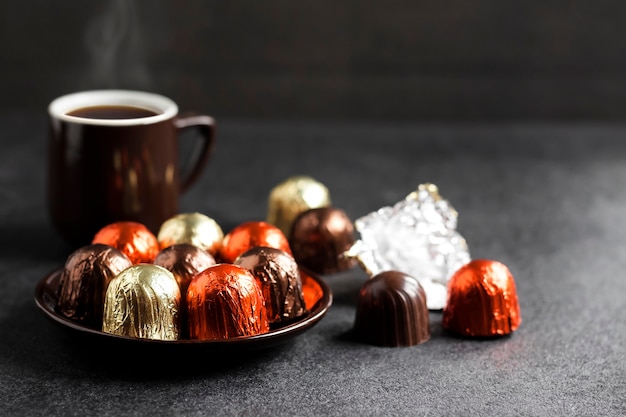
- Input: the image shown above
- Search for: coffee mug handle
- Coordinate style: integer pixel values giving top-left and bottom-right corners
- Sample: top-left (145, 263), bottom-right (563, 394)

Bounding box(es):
top-left (174, 114), bottom-right (216, 193)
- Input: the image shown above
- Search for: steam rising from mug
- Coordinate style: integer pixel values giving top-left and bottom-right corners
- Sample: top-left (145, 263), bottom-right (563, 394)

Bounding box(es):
top-left (85, 0), bottom-right (151, 89)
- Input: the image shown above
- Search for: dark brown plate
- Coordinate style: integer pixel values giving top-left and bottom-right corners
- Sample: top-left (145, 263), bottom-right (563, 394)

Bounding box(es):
top-left (35, 267), bottom-right (332, 352)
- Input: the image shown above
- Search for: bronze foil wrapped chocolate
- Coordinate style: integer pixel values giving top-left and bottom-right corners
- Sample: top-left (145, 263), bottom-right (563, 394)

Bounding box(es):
top-left (187, 264), bottom-right (269, 340)
top-left (266, 175), bottom-right (331, 237)
top-left (92, 221), bottom-right (160, 264)
top-left (353, 271), bottom-right (430, 347)
top-left (157, 212), bottom-right (223, 256)
top-left (235, 246), bottom-right (306, 325)
top-left (443, 259), bottom-right (521, 337)
top-left (154, 243), bottom-right (216, 337)
top-left (57, 244), bottom-right (132, 328)
top-left (289, 207), bottom-right (357, 274)
top-left (102, 264), bottom-right (181, 340)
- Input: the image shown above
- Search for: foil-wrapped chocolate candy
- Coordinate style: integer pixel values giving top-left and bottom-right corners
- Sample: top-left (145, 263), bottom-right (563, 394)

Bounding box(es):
top-left (187, 264), bottom-right (269, 340)
top-left (235, 246), bottom-right (307, 325)
top-left (57, 244), bottom-right (133, 328)
top-left (154, 243), bottom-right (216, 338)
top-left (346, 183), bottom-right (470, 310)
top-left (92, 221), bottom-right (160, 264)
top-left (157, 212), bottom-right (223, 256)
top-left (219, 221), bottom-right (292, 264)
top-left (353, 270), bottom-right (430, 347)
top-left (443, 259), bottom-right (521, 337)
top-left (266, 175), bottom-right (331, 237)
top-left (289, 207), bottom-right (357, 274)
top-left (102, 264), bottom-right (181, 340)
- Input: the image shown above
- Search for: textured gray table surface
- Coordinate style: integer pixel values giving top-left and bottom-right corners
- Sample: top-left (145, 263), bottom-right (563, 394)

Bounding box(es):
top-left (0, 113), bottom-right (624, 416)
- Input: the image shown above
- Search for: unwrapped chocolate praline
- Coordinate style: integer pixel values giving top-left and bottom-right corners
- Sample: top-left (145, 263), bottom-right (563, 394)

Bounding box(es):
top-left (353, 270), bottom-right (430, 347)
top-left (235, 246), bottom-right (306, 325)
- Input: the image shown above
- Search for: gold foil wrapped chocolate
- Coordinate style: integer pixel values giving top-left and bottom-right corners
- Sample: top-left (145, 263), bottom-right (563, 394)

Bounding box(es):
top-left (102, 264), bottom-right (181, 340)
top-left (235, 246), bottom-right (306, 325)
top-left (187, 264), bottom-right (269, 340)
top-left (57, 244), bottom-right (133, 328)
top-left (267, 175), bottom-right (331, 237)
top-left (443, 259), bottom-right (521, 337)
top-left (157, 212), bottom-right (223, 256)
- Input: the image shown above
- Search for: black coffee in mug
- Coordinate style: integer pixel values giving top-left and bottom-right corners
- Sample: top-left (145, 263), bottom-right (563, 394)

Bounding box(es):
top-left (67, 105), bottom-right (160, 119)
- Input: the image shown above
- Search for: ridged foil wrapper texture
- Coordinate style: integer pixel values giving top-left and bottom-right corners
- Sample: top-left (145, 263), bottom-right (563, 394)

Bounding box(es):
top-left (57, 244), bottom-right (132, 328)
top-left (154, 243), bottom-right (216, 338)
top-left (157, 212), bottom-right (223, 256)
top-left (235, 246), bottom-right (307, 325)
top-left (92, 221), bottom-right (160, 264)
top-left (102, 264), bottom-right (181, 340)
top-left (186, 264), bottom-right (270, 340)
top-left (219, 221), bottom-right (292, 264)
top-left (289, 207), bottom-right (357, 274)
top-left (443, 259), bottom-right (521, 337)
top-left (266, 175), bottom-right (331, 237)
top-left (346, 183), bottom-right (470, 310)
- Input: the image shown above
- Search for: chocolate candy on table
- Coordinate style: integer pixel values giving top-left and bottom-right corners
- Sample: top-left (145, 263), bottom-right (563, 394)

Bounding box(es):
top-left (443, 259), bottom-right (521, 337)
top-left (289, 207), bottom-right (357, 275)
top-left (353, 270), bottom-right (430, 347)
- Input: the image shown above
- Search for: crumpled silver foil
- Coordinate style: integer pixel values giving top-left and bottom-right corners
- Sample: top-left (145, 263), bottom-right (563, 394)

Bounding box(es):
top-left (346, 183), bottom-right (471, 310)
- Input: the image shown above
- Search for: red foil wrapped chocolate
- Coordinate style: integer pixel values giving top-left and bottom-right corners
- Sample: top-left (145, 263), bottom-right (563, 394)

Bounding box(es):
top-left (92, 221), bottom-right (160, 264)
top-left (186, 263), bottom-right (270, 340)
top-left (442, 259), bottom-right (521, 337)
top-left (353, 271), bottom-right (430, 347)
top-left (219, 221), bottom-right (291, 264)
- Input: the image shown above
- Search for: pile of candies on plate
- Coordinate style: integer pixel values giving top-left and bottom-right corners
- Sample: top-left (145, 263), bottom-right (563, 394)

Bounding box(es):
top-left (54, 175), bottom-right (522, 347)
top-left (54, 175), bottom-right (356, 341)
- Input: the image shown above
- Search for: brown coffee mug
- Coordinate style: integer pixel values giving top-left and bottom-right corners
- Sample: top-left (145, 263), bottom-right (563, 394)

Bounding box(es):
top-left (47, 90), bottom-right (216, 245)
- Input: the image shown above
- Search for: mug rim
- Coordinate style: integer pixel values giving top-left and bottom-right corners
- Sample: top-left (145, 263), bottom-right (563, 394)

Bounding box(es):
top-left (48, 89), bottom-right (178, 126)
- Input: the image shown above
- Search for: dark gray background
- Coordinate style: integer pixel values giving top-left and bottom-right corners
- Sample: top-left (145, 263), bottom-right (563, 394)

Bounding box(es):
top-left (1, 2), bottom-right (626, 416)
top-left (4, 1), bottom-right (626, 121)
